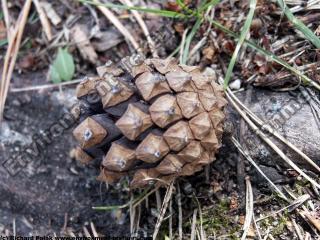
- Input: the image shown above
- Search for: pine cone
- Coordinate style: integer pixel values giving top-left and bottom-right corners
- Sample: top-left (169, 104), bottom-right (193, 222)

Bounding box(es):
top-left (72, 57), bottom-right (227, 189)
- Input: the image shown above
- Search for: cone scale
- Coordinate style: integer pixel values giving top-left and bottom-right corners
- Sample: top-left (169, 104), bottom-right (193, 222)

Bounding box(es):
top-left (73, 57), bottom-right (227, 189)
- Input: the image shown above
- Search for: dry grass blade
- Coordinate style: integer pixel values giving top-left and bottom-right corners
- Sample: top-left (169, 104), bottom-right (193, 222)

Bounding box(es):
top-left (206, 18), bottom-right (320, 91)
top-left (177, 183), bottom-right (183, 240)
top-left (226, 92), bottom-right (320, 189)
top-left (257, 194), bottom-right (310, 222)
top-left (91, 0), bottom-right (140, 52)
top-left (33, 0), bottom-right (52, 41)
top-left (190, 209), bottom-right (198, 240)
top-left (152, 180), bottom-right (174, 240)
top-left (224, 0), bottom-right (257, 89)
top-left (1, 0), bottom-right (11, 41)
top-left (232, 137), bottom-right (288, 200)
top-left (90, 222), bottom-right (99, 237)
top-left (180, 28), bottom-right (189, 64)
top-left (291, 218), bottom-right (304, 240)
top-left (10, 78), bottom-right (83, 93)
top-left (241, 177), bottom-right (254, 240)
top-left (193, 195), bottom-right (205, 240)
top-left (0, 0), bottom-right (32, 123)
top-left (277, 0), bottom-right (320, 48)
top-left (120, 0), bottom-right (157, 57)
top-left (227, 88), bottom-right (320, 173)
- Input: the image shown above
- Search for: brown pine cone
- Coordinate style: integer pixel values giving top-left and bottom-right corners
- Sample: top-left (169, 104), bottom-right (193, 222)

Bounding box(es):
top-left (72, 57), bottom-right (227, 189)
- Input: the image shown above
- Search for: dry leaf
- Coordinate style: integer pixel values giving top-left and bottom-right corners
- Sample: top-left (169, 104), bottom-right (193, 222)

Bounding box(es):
top-left (40, 1), bottom-right (62, 26)
top-left (71, 24), bottom-right (98, 64)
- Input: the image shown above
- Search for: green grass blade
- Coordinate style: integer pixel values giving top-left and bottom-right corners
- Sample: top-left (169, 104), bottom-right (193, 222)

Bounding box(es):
top-left (206, 17), bottom-right (320, 91)
top-left (198, 0), bottom-right (220, 13)
top-left (276, 0), bottom-right (320, 49)
top-left (79, 0), bottom-right (186, 18)
top-left (181, 18), bottom-right (203, 64)
top-left (224, 0), bottom-right (257, 89)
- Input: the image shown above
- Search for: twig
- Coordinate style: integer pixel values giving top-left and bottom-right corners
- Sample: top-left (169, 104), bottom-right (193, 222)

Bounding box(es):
top-left (153, 180), bottom-right (174, 240)
top-left (1, 0), bottom-right (11, 41)
top-left (33, 0), bottom-right (53, 41)
top-left (190, 209), bottom-right (198, 240)
top-left (241, 177), bottom-right (254, 240)
top-left (179, 28), bottom-right (189, 64)
top-left (90, 222), bottom-right (99, 237)
top-left (257, 194), bottom-right (310, 222)
top-left (177, 183), bottom-right (183, 240)
top-left (120, 0), bottom-right (158, 57)
top-left (0, 0), bottom-right (32, 122)
top-left (193, 195), bottom-right (205, 240)
top-left (91, 0), bottom-right (140, 52)
top-left (10, 79), bottom-right (83, 93)
top-left (226, 91), bottom-right (320, 189)
top-left (169, 199), bottom-right (173, 240)
top-left (227, 88), bottom-right (320, 173)
top-left (232, 137), bottom-right (288, 200)
top-left (253, 214), bottom-right (262, 240)
top-left (291, 218), bottom-right (304, 240)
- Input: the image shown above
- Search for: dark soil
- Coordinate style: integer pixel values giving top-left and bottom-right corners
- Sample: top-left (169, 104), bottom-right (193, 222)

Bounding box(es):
top-left (0, 86), bottom-right (130, 236)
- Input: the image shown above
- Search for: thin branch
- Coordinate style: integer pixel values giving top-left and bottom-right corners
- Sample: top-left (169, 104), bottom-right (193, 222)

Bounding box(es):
top-left (153, 181), bottom-right (174, 240)
top-left (120, 0), bottom-right (158, 57)
top-left (91, 0), bottom-right (140, 52)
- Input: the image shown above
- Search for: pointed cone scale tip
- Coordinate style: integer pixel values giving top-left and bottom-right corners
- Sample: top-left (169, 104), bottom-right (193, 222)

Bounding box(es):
top-left (194, 151), bottom-right (215, 166)
top-left (72, 147), bottom-right (93, 164)
top-left (146, 57), bottom-right (178, 74)
top-left (189, 112), bottom-right (212, 140)
top-left (178, 140), bottom-right (203, 163)
top-left (192, 71), bottom-right (216, 90)
top-left (73, 117), bottom-right (108, 149)
top-left (149, 94), bottom-right (183, 128)
top-left (130, 169), bottom-right (160, 189)
top-left (201, 130), bottom-right (219, 151)
top-left (155, 154), bottom-right (183, 175)
top-left (136, 133), bottom-right (170, 163)
top-left (116, 104), bottom-right (153, 140)
top-left (97, 168), bottom-right (125, 184)
top-left (176, 92), bottom-right (205, 119)
top-left (165, 70), bottom-right (195, 92)
top-left (156, 175), bottom-right (177, 188)
top-left (180, 163), bottom-right (203, 176)
top-left (102, 142), bottom-right (136, 172)
top-left (97, 77), bottom-right (134, 108)
top-left (163, 121), bottom-right (194, 151)
top-left (76, 77), bottom-right (97, 98)
top-left (135, 72), bottom-right (171, 101)
top-left (209, 109), bottom-right (225, 128)
top-left (199, 90), bottom-right (218, 111)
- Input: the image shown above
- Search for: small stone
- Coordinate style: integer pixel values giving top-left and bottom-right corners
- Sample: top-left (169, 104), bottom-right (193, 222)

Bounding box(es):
top-left (229, 79), bottom-right (241, 90)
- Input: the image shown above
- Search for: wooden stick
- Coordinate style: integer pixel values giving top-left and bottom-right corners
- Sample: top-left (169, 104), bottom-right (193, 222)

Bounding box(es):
top-left (0, 0), bottom-right (32, 122)
top-left (33, 0), bottom-right (53, 41)
top-left (120, 0), bottom-right (158, 57)
top-left (1, 0), bottom-right (11, 42)
top-left (92, 0), bottom-right (140, 52)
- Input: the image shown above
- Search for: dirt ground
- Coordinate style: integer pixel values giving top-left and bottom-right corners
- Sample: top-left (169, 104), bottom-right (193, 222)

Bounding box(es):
top-left (0, 72), bottom-right (131, 235)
